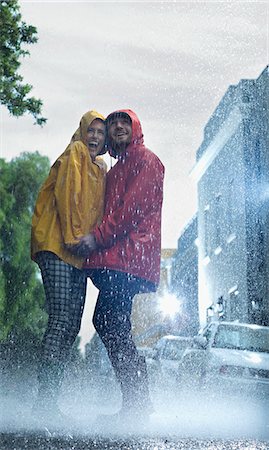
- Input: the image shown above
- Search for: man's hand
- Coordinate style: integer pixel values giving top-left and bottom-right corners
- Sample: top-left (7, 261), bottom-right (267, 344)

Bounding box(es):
top-left (65, 233), bottom-right (97, 257)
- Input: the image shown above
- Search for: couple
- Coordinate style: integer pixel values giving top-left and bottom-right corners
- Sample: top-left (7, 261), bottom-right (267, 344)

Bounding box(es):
top-left (31, 109), bottom-right (165, 426)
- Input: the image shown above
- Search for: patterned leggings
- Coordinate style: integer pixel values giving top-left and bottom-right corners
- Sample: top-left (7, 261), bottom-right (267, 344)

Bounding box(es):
top-left (36, 251), bottom-right (87, 364)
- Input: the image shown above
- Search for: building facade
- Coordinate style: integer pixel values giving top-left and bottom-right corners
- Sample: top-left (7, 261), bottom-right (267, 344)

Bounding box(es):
top-left (191, 66), bottom-right (269, 326)
top-left (171, 214), bottom-right (199, 336)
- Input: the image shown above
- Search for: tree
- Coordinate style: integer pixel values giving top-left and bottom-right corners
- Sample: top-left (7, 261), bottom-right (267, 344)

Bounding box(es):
top-left (0, 151), bottom-right (50, 341)
top-left (0, 0), bottom-right (46, 125)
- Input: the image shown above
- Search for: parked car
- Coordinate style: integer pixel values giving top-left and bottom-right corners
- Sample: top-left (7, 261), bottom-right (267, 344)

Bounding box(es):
top-left (178, 321), bottom-right (269, 397)
top-left (137, 346), bottom-right (155, 360)
top-left (148, 335), bottom-right (193, 387)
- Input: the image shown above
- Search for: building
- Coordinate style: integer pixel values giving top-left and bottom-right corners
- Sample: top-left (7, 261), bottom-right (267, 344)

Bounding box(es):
top-left (171, 214), bottom-right (199, 336)
top-left (191, 66), bottom-right (269, 326)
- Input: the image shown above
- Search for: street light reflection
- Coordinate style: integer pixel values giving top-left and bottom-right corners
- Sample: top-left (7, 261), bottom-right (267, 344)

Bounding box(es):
top-left (158, 292), bottom-right (182, 318)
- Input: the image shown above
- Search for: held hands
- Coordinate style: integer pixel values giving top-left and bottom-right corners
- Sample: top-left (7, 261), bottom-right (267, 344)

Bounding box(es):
top-left (65, 233), bottom-right (97, 257)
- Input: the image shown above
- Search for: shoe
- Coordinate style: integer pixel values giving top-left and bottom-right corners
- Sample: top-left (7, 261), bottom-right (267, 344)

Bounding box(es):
top-left (95, 403), bottom-right (153, 431)
top-left (31, 402), bottom-right (72, 431)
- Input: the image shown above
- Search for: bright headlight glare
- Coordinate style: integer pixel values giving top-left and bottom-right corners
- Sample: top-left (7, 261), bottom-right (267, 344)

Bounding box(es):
top-left (158, 292), bottom-right (182, 318)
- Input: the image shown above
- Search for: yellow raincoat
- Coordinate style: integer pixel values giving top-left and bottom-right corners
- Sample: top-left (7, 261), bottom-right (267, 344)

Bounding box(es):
top-left (31, 110), bottom-right (107, 268)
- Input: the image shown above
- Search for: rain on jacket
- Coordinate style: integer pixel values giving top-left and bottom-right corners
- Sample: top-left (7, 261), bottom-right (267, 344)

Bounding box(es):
top-left (83, 109), bottom-right (165, 288)
top-left (31, 110), bottom-right (107, 269)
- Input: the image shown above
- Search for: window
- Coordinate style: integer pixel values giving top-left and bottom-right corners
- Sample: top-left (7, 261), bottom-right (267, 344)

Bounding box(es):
top-left (215, 193), bottom-right (222, 247)
top-left (204, 204), bottom-right (210, 255)
top-left (213, 324), bottom-right (269, 353)
top-left (227, 178), bottom-right (235, 236)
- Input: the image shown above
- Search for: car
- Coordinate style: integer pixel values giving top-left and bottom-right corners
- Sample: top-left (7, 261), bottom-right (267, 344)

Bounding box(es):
top-left (147, 335), bottom-right (193, 388)
top-left (178, 321), bottom-right (269, 398)
top-left (137, 346), bottom-right (155, 360)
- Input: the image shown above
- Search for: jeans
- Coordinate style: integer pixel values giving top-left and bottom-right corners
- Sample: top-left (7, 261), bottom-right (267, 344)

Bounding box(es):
top-left (89, 269), bottom-right (151, 410)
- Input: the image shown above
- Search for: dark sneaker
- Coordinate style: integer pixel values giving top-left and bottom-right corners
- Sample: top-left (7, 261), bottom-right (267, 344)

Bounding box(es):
top-left (95, 403), bottom-right (154, 432)
top-left (31, 402), bottom-right (72, 431)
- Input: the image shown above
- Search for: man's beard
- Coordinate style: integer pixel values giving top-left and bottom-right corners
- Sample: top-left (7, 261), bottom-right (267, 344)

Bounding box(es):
top-left (112, 140), bottom-right (129, 153)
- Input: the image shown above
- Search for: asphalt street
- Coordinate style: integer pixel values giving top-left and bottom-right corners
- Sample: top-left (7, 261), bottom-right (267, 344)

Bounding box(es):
top-left (1, 432), bottom-right (269, 450)
top-left (1, 380), bottom-right (268, 449)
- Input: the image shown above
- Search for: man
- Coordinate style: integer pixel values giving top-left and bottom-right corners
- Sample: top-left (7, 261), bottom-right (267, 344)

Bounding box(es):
top-left (75, 109), bottom-right (164, 422)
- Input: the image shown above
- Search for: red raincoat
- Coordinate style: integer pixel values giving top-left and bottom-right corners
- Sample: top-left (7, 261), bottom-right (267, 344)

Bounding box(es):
top-left (83, 109), bottom-right (164, 289)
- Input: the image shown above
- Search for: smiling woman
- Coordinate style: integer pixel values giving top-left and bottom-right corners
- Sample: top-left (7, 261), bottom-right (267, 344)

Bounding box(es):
top-left (30, 110), bottom-right (107, 428)
top-left (86, 120), bottom-right (106, 160)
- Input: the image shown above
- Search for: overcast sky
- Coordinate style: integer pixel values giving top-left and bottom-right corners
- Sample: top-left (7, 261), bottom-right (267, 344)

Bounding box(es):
top-left (1, 1), bottom-right (268, 347)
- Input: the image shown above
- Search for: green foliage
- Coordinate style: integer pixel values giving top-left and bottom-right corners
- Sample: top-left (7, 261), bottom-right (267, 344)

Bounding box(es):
top-left (0, 152), bottom-right (50, 342)
top-left (0, 0), bottom-right (46, 125)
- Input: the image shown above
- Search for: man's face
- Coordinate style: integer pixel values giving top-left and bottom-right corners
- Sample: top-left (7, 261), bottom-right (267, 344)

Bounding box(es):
top-left (86, 119), bottom-right (106, 160)
top-left (108, 115), bottom-right (132, 152)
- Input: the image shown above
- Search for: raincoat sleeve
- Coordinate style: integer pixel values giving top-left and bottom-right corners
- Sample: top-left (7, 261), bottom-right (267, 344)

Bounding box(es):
top-left (94, 157), bottom-right (164, 248)
top-left (54, 143), bottom-right (85, 244)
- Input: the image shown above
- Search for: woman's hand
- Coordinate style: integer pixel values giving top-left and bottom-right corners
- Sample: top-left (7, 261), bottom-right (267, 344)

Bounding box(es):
top-left (65, 234), bottom-right (97, 257)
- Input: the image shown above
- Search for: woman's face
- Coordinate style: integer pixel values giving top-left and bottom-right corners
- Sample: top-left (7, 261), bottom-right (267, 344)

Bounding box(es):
top-left (86, 119), bottom-right (106, 160)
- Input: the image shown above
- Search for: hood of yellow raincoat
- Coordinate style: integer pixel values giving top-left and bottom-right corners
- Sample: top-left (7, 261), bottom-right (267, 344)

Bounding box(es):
top-left (105, 109), bottom-right (144, 158)
top-left (71, 110), bottom-right (106, 152)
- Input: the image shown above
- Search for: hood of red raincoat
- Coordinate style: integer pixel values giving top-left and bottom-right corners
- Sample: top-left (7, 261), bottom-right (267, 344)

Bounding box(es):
top-left (106, 109), bottom-right (144, 158)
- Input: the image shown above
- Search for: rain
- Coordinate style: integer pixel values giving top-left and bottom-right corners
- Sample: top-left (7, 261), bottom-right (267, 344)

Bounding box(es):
top-left (0, 1), bottom-right (268, 449)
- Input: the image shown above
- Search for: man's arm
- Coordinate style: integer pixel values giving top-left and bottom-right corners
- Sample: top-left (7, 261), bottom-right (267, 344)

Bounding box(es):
top-left (94, 156), bottom-right (164, 248)
top-left (72, 154), bottom-right (164, 256)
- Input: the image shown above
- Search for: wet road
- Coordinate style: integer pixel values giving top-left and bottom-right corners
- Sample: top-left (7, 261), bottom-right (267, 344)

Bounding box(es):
top-left (1, 384), bottom-right (268, 449)
top-left (1, 432), bottom-right (269, 450)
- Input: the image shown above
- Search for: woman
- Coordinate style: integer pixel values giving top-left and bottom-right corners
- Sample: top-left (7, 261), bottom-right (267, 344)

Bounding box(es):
top-left (31, 110), bottom-right (106, 423)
